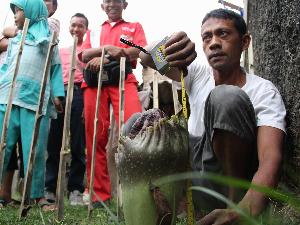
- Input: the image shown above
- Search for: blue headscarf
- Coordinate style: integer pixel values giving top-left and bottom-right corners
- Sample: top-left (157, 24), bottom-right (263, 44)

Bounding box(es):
top-left (10, 0), bottom-right (50, 44)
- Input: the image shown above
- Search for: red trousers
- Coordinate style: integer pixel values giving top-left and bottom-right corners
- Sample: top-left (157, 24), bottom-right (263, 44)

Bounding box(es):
top-left (84, 81), bottom-right (142, 202)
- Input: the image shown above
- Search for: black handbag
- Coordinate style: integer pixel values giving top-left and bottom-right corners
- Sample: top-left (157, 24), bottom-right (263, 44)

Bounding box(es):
top-left (83, 60), bottom-right (132, 87)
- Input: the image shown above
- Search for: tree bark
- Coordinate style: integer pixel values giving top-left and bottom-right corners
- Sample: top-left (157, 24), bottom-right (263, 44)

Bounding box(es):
top-left (248, 0), bottom-right (300, 190)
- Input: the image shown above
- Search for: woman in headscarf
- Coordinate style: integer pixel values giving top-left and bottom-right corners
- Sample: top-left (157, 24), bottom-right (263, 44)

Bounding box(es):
top-left (0, 0), bottom-right (64, 209)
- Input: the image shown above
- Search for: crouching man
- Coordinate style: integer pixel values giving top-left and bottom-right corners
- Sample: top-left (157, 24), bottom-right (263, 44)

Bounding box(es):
top-left (139, 8), bottom-right (286, 225)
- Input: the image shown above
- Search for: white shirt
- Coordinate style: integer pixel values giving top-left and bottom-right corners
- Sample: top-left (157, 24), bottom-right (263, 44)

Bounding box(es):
top-left (185, 60), bottom-right (286, 137)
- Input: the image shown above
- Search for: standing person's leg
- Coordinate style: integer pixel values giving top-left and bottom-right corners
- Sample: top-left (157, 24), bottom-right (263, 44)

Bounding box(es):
top-left (1, 148), bottom-right (18, 203)
top-left (45, 101), bottom-right (64, 199)
top-left (84, 87), bottom-right (111, 203)
top-left (17, 140), bottom-right (24, 178)
top-left (20, 108), bottom-right (50, 199)
top-left (68, 88), bottom-right (85, 204)
top-left (109, 81), bottom-right (142, 124)
top-left (108, 81), bottom-right (141, 207)
top-left (0, 105), bottom-right (21, 206)
top-left (3, 138), bottom-right (24, 203)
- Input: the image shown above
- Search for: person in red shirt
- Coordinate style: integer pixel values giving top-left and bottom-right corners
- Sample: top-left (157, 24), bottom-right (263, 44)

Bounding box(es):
top-left (44, 13), bottom-right (89, 206)
top-left (80, 0), bottom-right (147, 206)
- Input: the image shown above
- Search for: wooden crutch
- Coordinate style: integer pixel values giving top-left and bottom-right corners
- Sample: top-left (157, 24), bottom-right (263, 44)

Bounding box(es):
top-left (171, 81), bottom-right (181, 114)
top-left (116, 57), bottom-right (126, 221)
top-left (152, 71), bottom-right (159, 109)
top-left (87, 47), bottom-right (106, 220)
top-left (0, 19), bottom-right (30, 183)
top-left (118, 57), bottom-right (126, 138)
top-left (56, 36), bottom-right (78, 221)
top-left (19, 31), bottom-right (58, 218)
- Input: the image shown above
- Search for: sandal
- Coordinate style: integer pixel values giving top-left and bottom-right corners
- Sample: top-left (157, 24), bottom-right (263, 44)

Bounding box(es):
top-left (36, 198), bottom-right (56, 212)
top-left (7, 199), bottom-right (21, 208)
top-left (0, 199), bottom-right (8, 209)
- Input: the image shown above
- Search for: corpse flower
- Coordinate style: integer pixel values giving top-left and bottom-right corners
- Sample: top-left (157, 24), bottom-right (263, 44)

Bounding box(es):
top-left (116, 108), bottom-right (189, 225)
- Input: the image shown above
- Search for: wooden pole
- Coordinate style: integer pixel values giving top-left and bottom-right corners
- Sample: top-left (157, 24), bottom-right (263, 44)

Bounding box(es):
top-left (171, 81), bottom-right (180, 114)
top-left (19, 31), bottom-right (57, 218)
top-left (87, 47), bottom-right (106, 220)
top-left (242, 0), bottom-right (254, 74)
top-left (0, 19), bottom-right (30, 183)
top-left (152, 71), bottom-right (159, 109)
top-left (56, 36), bottom-right (78, 221)
top-left (116, 57), bottom-right (126, 220)
top-left (118, 57), bottom-right (126, 139)
top-left (106, 108), bottom-right (117, 197)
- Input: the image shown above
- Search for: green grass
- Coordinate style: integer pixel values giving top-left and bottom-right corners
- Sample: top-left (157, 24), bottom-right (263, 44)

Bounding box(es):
top-left (0, 201), bottom-right (298, 225)
top-left (1, 172), bottom-right (300, 225)
top-left (0, 198), bottom-right (298, 225)
top-left (0, 199), bottom-right (187, 225)
top-left (0, 203), bottom-right (116, 225)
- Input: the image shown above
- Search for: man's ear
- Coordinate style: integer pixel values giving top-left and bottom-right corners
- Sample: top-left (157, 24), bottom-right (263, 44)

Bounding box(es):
top-left (242, 33), bottom-right (251, 51)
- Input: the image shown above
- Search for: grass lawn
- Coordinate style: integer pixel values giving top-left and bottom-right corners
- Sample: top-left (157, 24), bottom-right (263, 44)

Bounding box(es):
top-left (0, 199), bottom-right (188, 225)
top-left (0, 198), bottom-right (300, 225)
top-left (0, 203), bottom-right (117, 225)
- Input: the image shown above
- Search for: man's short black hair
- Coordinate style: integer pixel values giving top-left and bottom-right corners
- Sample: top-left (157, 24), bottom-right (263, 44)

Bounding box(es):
top-left (202, 8), bottom-right (247, 36)
top-left (53, 0), bottom-right (57, 6)
top-left (71, 13), bottom-right (89, 28)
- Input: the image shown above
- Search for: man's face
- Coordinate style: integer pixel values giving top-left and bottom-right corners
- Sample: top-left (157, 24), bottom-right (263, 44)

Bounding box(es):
top-left (201, 18), bottom-right (247, 70)
top-left (69, 16), bottom-right (87, 41)
top-left (101, 0), bottom-right (128, 22)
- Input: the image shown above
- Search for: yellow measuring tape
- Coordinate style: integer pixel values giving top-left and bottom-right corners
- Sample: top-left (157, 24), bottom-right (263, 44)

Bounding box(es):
top-left (181, 71), bottom-right (195, 225)
top-left (181, 71), bottom-right (188, 119)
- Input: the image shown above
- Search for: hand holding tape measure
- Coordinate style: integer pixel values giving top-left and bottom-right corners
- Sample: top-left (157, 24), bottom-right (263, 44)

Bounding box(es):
top-left (121, 31), bottom-right (196, 75)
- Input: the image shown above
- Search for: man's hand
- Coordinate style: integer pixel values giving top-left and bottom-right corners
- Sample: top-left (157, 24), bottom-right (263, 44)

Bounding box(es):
top-left (105, 45), bottom-right (126, 60)
top-left (139, 31), bottom-right (197, 81)
top-left (198, 209), bottom-right (240, 225)
top-left (2, 26), bottom-right (18, 38)
top-left (0, 37), bottom-right (9, 53)
top-left (164, 31), bottom-right (197, 68)
top-left (86, 56), bottom-right (110, 73)
top-left (53, 97), bottom-right (63, 113)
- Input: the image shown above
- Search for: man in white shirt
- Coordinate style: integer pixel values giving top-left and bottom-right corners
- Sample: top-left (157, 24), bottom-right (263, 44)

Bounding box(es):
top-left (140, 8), bottom-right (286, 225)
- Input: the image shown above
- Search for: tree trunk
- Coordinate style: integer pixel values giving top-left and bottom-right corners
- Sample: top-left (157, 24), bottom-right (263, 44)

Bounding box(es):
top-left (247, 0), bottom-right (300, 190)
